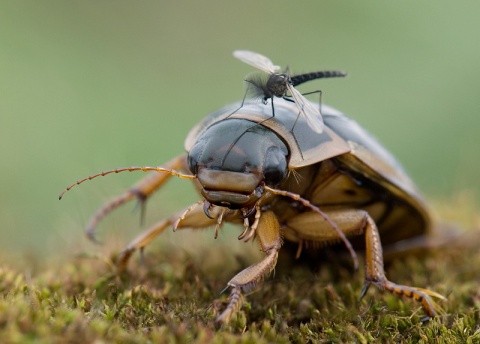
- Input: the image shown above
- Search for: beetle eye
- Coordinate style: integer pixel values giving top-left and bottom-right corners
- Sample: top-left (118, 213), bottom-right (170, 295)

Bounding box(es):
top-left (188, 140), bottom-right (205, 175)
top-left (263, 147), bottom-right (287, 186)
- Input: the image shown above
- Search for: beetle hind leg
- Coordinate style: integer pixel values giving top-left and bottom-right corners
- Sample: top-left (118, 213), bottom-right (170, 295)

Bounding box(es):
top-left (216, 210), bottom-right (282, 323)
top-left (286, 209), bottom-right (444, 319)
top-left (362, 214), bottom-right (445, 319)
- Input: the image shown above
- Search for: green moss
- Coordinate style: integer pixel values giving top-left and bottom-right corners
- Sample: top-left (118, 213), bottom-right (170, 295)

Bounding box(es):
top-left (1, 211), bottom-right (479, 343)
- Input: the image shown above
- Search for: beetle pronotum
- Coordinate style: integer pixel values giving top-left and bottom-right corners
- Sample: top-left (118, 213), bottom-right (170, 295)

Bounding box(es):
top-left (60, 98), bottom-right (444, 322)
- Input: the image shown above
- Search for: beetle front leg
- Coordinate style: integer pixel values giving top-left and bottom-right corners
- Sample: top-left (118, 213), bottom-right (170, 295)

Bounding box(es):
top-left (216, 210), bottom-right (282, 323)
top-left (117, 202), bottom-right (219, 270)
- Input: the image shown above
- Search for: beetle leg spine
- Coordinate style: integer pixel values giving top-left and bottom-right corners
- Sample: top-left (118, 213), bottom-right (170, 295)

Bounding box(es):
top-left (295, 240), bottom-right (304, 259)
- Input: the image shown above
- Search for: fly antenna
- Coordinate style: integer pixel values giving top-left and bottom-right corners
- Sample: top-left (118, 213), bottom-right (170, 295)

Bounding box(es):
top-left (59, 166), bottom-right (196, 200)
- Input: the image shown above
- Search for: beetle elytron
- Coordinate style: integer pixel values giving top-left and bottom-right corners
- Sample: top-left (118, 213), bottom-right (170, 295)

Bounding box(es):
top-left (60, 98), bottom-right (444, 322)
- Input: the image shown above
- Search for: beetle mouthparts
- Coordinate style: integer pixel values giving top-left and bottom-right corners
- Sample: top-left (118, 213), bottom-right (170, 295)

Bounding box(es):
top-left (201, 190), bottom-right (252, 209)
top-left (197, 169), bottom-right (260, 194)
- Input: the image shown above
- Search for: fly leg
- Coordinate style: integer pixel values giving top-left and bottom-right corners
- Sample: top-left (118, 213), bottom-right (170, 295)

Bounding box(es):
top-left (284, 89), bottom-right (322, 133)
top-left (226, 82), bottom-right (253, 118)
top-left (85, 154), bottom-right (188, 241)
top-left (301, 89), bottom-right (323, 116)
top-left (216, 210), bottom-right (282, 323)
top-left (285, 209), bottom-right (444, 319)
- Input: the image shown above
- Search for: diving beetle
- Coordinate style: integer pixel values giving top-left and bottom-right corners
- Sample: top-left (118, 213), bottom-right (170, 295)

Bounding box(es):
top-left (60, 98), bottom-right (444, 322)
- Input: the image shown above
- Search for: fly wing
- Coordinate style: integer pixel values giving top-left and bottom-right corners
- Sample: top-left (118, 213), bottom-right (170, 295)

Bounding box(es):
top-left (233, 50), bottom-right (280, 74)
top-left (287, 83), bottom-right (324, 133)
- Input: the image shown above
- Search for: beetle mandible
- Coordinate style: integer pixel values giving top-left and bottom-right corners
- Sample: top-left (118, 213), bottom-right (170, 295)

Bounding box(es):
top-left (60, 98), bottom-right (444, 323)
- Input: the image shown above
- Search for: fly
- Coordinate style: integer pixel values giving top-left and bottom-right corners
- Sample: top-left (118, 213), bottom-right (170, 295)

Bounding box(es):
top-left (233, 50), bottom-right (346, 133)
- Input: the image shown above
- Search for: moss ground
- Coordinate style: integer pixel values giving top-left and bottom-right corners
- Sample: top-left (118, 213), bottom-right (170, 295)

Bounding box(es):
top-left (1, 198), bottom-right (479, 343)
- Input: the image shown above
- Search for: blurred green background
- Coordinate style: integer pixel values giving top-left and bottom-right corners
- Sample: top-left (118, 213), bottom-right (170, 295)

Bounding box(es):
top-left (1, 1), bottom-right (479, 264)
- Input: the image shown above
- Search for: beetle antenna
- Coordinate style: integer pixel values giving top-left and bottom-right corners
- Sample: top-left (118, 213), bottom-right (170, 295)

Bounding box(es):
top-left (59, 166), bottom-right (196, 200)
top-left (263, 185), bottom-right (359, 270)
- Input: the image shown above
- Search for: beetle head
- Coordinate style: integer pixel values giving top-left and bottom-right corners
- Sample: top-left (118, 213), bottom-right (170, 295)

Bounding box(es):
top-left (188, 119), bottom-right (288, 209)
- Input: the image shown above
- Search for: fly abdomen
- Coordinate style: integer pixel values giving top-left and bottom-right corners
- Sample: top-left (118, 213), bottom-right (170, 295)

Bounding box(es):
top-left (291, 70), bottom-right (347, 87)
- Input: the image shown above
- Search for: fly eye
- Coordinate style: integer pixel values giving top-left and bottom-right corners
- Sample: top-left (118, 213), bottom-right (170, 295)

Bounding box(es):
top-left (263, 147), bottom-right (287, 186)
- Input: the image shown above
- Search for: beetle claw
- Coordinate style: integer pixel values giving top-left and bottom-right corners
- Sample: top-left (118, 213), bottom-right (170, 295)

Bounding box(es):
top-left (203, 200), bottom-right (214, 219)
top-left (86, 230), bottom-right (103, 245)
top-left (238, 208), bottom-right (254, 240)
top-left (238, 217), bottom-right (250, 240)
top-left (240, 205), bottom-right (256, 219)
top-left (420, 316), bottom-right (431, 323)
top-left (214, 208), bottom-right (227, 239)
